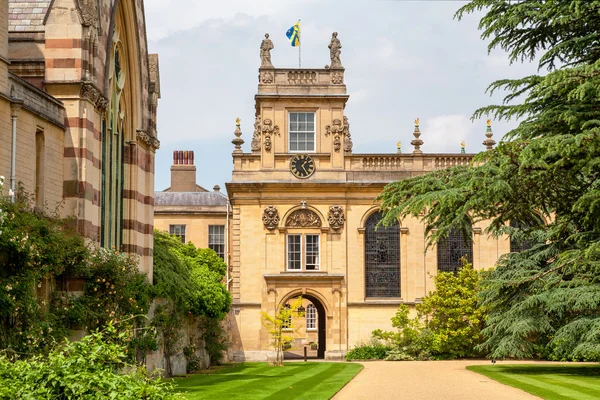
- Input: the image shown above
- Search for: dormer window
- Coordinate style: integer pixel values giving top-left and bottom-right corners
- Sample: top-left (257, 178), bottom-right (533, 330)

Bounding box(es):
top-left (289, 112), bottom-right (315, 152)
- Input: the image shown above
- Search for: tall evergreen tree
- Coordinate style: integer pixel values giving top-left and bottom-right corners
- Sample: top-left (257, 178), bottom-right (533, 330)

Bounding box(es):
top-left (377, 0), bottom-right (600, 360)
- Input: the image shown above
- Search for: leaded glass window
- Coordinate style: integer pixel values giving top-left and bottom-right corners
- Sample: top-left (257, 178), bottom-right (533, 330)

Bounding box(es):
top-left (437, 225), bottom-right (473, 274)
top-left (100, 32), bottom-right (126, 249)
top-left (365, 211), bottom-right (400, 298)
top-left (289, 112), bottom-right (315, 152)
top-left (510, 218), bottom-right (543, 252)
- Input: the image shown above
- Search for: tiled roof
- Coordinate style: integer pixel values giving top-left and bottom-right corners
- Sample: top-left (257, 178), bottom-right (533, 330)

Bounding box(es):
top-left (8, 0), bottom-right (51, 32)
top-left (154, 192), bottom-right (228, 207)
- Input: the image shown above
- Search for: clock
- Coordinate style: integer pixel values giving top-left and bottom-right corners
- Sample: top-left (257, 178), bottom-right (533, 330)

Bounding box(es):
top-left (290, 154), bottom-right (315, 179)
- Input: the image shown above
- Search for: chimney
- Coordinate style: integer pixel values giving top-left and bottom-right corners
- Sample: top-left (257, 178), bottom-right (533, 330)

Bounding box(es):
top-left (170, 150), bottom-right (198, 192)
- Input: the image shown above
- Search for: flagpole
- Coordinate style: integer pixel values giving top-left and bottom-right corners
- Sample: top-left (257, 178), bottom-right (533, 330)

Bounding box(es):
top-left (298, 18), bottom-right (301, 68)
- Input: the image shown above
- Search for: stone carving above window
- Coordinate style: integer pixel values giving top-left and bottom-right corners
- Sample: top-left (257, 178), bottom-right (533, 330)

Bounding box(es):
top-left (262, 205), bottom-right (280, 230)
top-left (285, 209), bottom-right (322, 228)
top-left (261, 119), bottom-right (280, 152)
top-left (328, 206), bottom-right (345, 230)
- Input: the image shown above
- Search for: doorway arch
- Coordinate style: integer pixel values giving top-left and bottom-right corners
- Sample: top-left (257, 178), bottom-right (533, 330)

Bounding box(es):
top-left (282, 293), bottom-right (327, 359)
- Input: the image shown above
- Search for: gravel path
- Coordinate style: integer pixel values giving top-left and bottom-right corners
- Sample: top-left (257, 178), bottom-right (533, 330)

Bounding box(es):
top-left (333, 360), bottom-right (541, 400)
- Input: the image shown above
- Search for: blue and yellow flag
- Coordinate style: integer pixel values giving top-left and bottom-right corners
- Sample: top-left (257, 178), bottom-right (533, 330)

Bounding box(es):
top-left (286, 21), bottom-right (300, 47)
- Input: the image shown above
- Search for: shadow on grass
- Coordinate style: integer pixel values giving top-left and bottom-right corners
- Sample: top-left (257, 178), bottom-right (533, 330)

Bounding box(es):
top-left (480, 365), bottom-right (600, 377)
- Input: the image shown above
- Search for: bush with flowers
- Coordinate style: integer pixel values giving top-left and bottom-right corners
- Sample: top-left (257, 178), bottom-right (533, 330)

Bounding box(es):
top-left (0, 183), bottom-right (152, 359)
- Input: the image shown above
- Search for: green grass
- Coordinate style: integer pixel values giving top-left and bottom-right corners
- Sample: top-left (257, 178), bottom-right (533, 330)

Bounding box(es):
top-left (173, 362), bottom-right (362, 400)
top-left (467, 364), bottom-right (600, 400)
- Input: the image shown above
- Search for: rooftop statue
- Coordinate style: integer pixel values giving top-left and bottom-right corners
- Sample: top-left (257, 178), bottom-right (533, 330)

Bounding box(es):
top-left (329, 32), bottom-right (343, 69)
top-left (260, 33), bottom-right (274, 68)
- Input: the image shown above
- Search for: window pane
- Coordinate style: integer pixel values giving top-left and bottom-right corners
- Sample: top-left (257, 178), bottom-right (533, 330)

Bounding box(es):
top-left (208, 225), bottom-right (225, 260)
top-left (169, 224), bottom-right (186, 243)
top-left (287, 235), bottom-right (302, 270)
top-left (306, 304), bottom-right (317, 330)
top-left (437, 225), bottom-right (473, 274)
top-left (365, 212), bottom-right (400, 297)
top-left (305, 234), bottom-right (319, 270)
top-left (289, 112), bottom-right (316, 152)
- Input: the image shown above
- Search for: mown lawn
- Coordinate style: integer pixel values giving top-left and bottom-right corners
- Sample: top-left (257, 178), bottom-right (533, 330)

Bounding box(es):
top-left (173, 362), bottom-right (362, 400)
top-left (467, 364), bottom-right (600, 400)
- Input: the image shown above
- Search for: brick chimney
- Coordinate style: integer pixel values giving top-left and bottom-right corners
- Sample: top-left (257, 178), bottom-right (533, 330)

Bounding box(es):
top-left (170, 150), bottom-right (198, 192)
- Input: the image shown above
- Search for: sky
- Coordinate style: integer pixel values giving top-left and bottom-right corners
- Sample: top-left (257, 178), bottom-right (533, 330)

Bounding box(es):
top-left (144, 0), bottom-right (537, 193)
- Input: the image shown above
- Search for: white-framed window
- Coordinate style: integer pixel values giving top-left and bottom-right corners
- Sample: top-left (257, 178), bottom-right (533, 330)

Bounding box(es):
top-left (306, 304), bottom-right (317, 330)
top-left (208, 225), bottom-right (225, 260)
top-left (282, 303), bottom-right (292, 329)
top-left (169, 224), bottom-right (186, 243)
top-left (289, 112), bottom-right (316, 152)
top-left (286, 234), bottom-right (320, 271)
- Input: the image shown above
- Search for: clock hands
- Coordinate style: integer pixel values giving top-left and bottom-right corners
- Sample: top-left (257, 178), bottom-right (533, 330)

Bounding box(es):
top-left (301, 160), bottom-right (308, 174)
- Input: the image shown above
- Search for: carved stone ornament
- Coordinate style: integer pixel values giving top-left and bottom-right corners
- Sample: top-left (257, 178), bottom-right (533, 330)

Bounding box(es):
top-left (328, 32), bottom-right (343, 69)
top-left (136, 130), bottom-right (160, 151)
top-left (331, 72), bottom-right (343, 84)
top-left (261, 71), bottom-right (274, 84)
top-left (285, 209), bottom-right (322, 228)
top-left (260, 33), bottom-right (274, 68)
top-left (343, 116), bottom-right (353, 153)
top-left (261, 119), bottom-right (280, 152)
top-left (77, 0), bottom-right (99, 27)
top-left (262, 205), bottom-right (280, 230)
top-left (325, 118), bottom-right (345, 152)
top-left (328, 206), bottom-right (345, 230)
top-left (81, 82), bottom-right (108, 112)
top-left (251, 115), bottom-right (261, 152)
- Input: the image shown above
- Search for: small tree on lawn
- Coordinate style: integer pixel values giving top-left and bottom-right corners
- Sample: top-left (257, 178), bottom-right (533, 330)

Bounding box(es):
top-left (261, 297), bottom-right (304, 366)
top-left (416, 260), bottom-right (487, 359)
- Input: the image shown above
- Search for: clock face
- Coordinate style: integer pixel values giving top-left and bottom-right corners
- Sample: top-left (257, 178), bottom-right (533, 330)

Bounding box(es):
top-left (290, 154), bottom-right (315, 179)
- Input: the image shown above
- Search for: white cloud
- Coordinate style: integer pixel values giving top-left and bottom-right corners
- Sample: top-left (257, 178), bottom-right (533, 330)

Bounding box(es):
top-left (421, 115), bottom-right (477, 153)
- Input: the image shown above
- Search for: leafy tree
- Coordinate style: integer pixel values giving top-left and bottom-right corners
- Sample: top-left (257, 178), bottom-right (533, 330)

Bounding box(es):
top-left (377, 0), bottom-right (600, 360)
top-left (261, 297), bottom-right (304, 366)
top-left (416, 262), bottom-right (486, 358)
top-left (372, 263), bottom-right (485, 360)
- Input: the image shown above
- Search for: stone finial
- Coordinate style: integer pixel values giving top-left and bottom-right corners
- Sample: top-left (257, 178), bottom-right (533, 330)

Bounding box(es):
top-left (397, 141), bottom-right (402, 154)
top-left (260, 33), bottom-right (274, 68)
top-left (328, 32), bottom-right (343, 69)
top-left (410, 118), bottom-right (424, 154)
top-left (461, 141), bottom-right (466, 154)
top-left (483, 119), bottom-right (496, 150)
top-left (232, 117), bottom-right (244, 153)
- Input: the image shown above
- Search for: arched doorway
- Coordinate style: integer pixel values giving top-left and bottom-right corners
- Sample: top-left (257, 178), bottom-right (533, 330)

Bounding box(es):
top-left (283, 294), bottom-right (326, 360)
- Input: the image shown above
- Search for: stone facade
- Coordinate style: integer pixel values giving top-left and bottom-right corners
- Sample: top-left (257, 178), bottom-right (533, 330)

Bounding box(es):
top-left (154, 150), bottom-right (228, 252)
top-left (4, 0), bottom-right (160, 277)
top-left (225, 33), bottom-right (505, 361)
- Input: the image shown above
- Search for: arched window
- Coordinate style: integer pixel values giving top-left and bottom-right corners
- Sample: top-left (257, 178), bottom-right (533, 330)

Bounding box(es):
top-left (306, 304), bottom-right (317, 330)
top-left (365, 211), bottom-right (400, 298)
top-left (510, 217), bottom-right (543, 252)
top-left (100, 30), bottom-right (126, 248)
top-left (437, 225), bottom-right (473, 274)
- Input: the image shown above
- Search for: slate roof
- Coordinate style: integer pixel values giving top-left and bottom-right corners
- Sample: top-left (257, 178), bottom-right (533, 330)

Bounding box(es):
top-left (8, 0), bottom-right (51, 32)
top-left (154, 192), bottom-right (228, 207)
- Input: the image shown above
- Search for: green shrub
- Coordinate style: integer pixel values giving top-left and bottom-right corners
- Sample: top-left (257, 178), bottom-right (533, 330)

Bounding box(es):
top-left (345, 342), bottom-right (390, 361)
top-left (0, 324), bottom-right (181, 399)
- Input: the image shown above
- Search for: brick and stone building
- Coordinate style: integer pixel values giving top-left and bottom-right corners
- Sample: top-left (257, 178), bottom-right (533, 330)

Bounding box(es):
top-left (1, 0), bottom-right (160, 277)
top-left (154, 150), bottom-right (228, 257)
top-left (225, 33), bottom-right (505, 360)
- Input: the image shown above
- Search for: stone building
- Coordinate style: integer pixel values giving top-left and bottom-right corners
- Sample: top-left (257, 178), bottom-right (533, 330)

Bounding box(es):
top-left (225, 33), bottom-right (504, 361)
top-left (154, 150), bottom-right (228, 257)
top-left (1, 0), bottom-right (159, 277)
